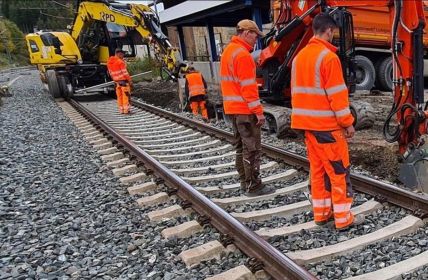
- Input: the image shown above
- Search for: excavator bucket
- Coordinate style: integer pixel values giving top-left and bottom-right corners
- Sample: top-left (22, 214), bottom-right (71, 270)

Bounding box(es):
top-left (399, 141), bottom-right (428, 194)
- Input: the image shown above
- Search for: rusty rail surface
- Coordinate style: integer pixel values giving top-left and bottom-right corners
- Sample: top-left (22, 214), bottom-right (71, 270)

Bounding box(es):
top-left (131, 100), bottom-right (428, 217)
top-left (70, 99), bottom-right (316, 280)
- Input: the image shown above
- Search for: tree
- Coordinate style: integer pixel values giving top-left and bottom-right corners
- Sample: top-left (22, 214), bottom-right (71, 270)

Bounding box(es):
top-left (0, 18), bottom-right (29, 66)
top-left (2, 0), bottom-right (74, 33)
top-left (1, 0), bottom-right (10, 18)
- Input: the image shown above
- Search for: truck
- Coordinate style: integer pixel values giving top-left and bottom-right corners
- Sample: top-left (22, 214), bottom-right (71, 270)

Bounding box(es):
top-left (349, 5), bottom-right (428, 91)
top-left (25, 0), bottom-right (184, 99)
top-left (271, 1), bottom-right (428, 91)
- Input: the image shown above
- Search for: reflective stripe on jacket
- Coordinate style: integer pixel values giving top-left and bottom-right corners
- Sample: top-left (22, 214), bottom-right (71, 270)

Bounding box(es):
top-left (220, 36), bottom-right (263, 115)
top-left (186, 72), bottom-right (206, 97)
top-left (107, 56), bottom-right (131, 82)
top-left (291, 37), bottom-right (354, 131)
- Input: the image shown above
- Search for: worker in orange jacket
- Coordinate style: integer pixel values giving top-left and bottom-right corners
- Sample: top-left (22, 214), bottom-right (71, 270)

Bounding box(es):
top-left (107, 48), bottom-right (133, 114)
top-left (185, 66), bottom-right (208, 121)
top-left (220, 19), bottom-right (275, 196)
top-left (291, 13), bottom-right (364, 230)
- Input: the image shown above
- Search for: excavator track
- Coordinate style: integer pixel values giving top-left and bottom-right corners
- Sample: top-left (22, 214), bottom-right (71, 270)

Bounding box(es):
top-left (262, 101), bottom-right (375, 138)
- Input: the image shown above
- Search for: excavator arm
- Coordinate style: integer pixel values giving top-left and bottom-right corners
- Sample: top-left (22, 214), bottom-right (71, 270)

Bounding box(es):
top-left (326, 0), bottom-right (428, 190)
top-left (261, 0), bottom-right (428, 190)
top-left (327, 2), bottom-right (427, 147)
top-left (71, 1), bottom-right (184, 78)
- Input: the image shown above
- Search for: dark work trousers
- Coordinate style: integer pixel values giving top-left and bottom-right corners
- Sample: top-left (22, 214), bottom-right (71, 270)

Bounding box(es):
top-left (230, 114), bottom-right (262, 190)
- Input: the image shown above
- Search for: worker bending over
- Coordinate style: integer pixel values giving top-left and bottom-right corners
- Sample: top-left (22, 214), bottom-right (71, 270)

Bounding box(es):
top-left (107, 48), bottom-right (133, 114)
top-left (291, 13), bottom-right (364, 230)
top-left (220, 19), bottom-right (275, 196)
top-left (185, 66), bottom-right (208, 121)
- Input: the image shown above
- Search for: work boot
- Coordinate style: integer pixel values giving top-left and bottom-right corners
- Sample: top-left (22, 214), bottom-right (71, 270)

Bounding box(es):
top-left (337, 214), bottom-right (365, 231)
top-left (244, 185), bottom-right (276, 197)
top-left (315, 214), bottom-right (334, 226)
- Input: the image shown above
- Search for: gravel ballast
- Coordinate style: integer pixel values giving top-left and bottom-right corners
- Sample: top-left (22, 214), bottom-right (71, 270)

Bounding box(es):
top-left (307, 225), bottom-right (428, 279)
top-left (0, 71), bottom-right (248, 279)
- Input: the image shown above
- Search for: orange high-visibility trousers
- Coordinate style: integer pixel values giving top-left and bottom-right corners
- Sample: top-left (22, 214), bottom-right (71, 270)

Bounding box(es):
top-left (116, 83), bottom-right (130, 114)
top-left (304, 130), bottom-right (354, 229)
top-left (190, 100), bottom-right (208, 119)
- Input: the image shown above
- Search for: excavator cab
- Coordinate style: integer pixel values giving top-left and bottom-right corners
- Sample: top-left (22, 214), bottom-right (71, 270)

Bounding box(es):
top-left (76, 21), bottom-right (143, 64)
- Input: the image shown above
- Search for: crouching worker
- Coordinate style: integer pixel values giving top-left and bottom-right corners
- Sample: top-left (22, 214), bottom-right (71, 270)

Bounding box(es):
top-left (185, 66), bottom-right (208, 121)
top-left (107, 48), bottom-right (133, 114)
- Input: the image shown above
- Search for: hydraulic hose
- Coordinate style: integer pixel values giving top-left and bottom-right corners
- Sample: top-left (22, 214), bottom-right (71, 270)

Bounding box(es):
top-left (383, 0), bottom-right (404, 143)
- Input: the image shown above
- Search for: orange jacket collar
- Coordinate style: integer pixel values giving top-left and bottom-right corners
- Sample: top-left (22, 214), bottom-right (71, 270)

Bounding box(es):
top-left (231, 36), bottom-right (253, 52)
top-left (308, 37), bottom-right (337, 52)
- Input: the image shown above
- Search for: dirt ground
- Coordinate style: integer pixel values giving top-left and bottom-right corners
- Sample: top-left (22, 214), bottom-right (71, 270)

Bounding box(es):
top-left (133, 81), bottom-right (408, 183)
top-left (133, 80), bottom-right (181, 112)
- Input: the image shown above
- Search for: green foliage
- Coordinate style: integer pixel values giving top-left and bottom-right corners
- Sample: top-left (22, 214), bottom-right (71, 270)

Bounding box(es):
top-left (127, 57), bottom-right (161, 81)
top-left (1, 0), bottom-right (10, 18)
top-left (0, 18), bottom-right (29, 67)
top-left (1, 0), bottom-right (74, 33)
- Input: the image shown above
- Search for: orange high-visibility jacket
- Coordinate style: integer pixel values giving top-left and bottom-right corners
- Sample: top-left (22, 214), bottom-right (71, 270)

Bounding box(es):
top-left (291, 37), bottom-right (354, 131)
top-left (220, 36), bottom-right (263, 115)
top-left (186, 72), bottom-right (206, 97)
top-left (107, 56), bottom-right (131, 82)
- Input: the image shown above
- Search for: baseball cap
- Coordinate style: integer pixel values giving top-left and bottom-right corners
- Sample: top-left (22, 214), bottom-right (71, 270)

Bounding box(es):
top-left (237, 19), bottom-right (264, 37)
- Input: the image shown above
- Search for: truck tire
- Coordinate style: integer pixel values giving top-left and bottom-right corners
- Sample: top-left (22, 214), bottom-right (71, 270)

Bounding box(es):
top-left (350, 100), bottom-right (375, 130)
top-left (58, 76), bottom-right (73, 99)
top-left (355, 55), bottom-right (375, 91)
top-left (376, 57), bottom-right (393, 92)
top-left (46, 70), bottom-right (62, 98)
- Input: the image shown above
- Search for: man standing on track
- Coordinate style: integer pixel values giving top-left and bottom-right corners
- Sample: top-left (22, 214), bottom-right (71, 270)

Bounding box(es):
top-left (185, 66), bottom-right (209, 121)
top-left (220, 19), bottom-right (275, 196)
top-left (107, 48), bottom-right (133, 114)
top-left (290, 13), bottom-right (364, 230)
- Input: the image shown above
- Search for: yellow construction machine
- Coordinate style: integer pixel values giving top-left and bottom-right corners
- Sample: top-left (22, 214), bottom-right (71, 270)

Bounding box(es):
top-left (25, 0), bottom-right (184, 98)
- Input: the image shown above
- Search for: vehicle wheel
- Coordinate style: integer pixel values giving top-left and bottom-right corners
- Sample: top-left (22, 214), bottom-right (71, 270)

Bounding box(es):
top-left (350, 100), bottom-right (375, 130)
top-left (355, 55), bottom-right (375, 91)
top-left (46, 70), bottom-right (62, 98)
top-left (58, 76), bottom-right (74, 99)
top-left (377, 57), bottom-right (393, 92)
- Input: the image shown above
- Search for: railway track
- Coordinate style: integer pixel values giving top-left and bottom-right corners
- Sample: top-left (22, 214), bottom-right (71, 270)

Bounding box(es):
top-left (0, 66), bottom-right (35, 78)
top-left (59, 93), bottom-right (428, 279)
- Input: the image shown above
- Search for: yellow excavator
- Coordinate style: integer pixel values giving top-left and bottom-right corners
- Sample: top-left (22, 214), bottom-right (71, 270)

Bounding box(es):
top-left (25, 0), bottom-right (184, 98)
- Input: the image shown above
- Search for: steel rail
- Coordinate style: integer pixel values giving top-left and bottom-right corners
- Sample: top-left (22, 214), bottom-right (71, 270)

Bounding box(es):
top-left (0, 65), bottom-right (36, 75)
top-left (131, 100), bottom-right (428, 216)
top-left (74, 71), bottom-right (152, 94)
top-left (69, 99), bottom-right (316, 280)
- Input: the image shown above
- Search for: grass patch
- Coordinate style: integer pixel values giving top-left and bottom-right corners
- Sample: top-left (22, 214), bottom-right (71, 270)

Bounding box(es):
top-left (127, 57), bottom-right (175, 82)
top-left (127, 57), bottom-right (161, 82)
